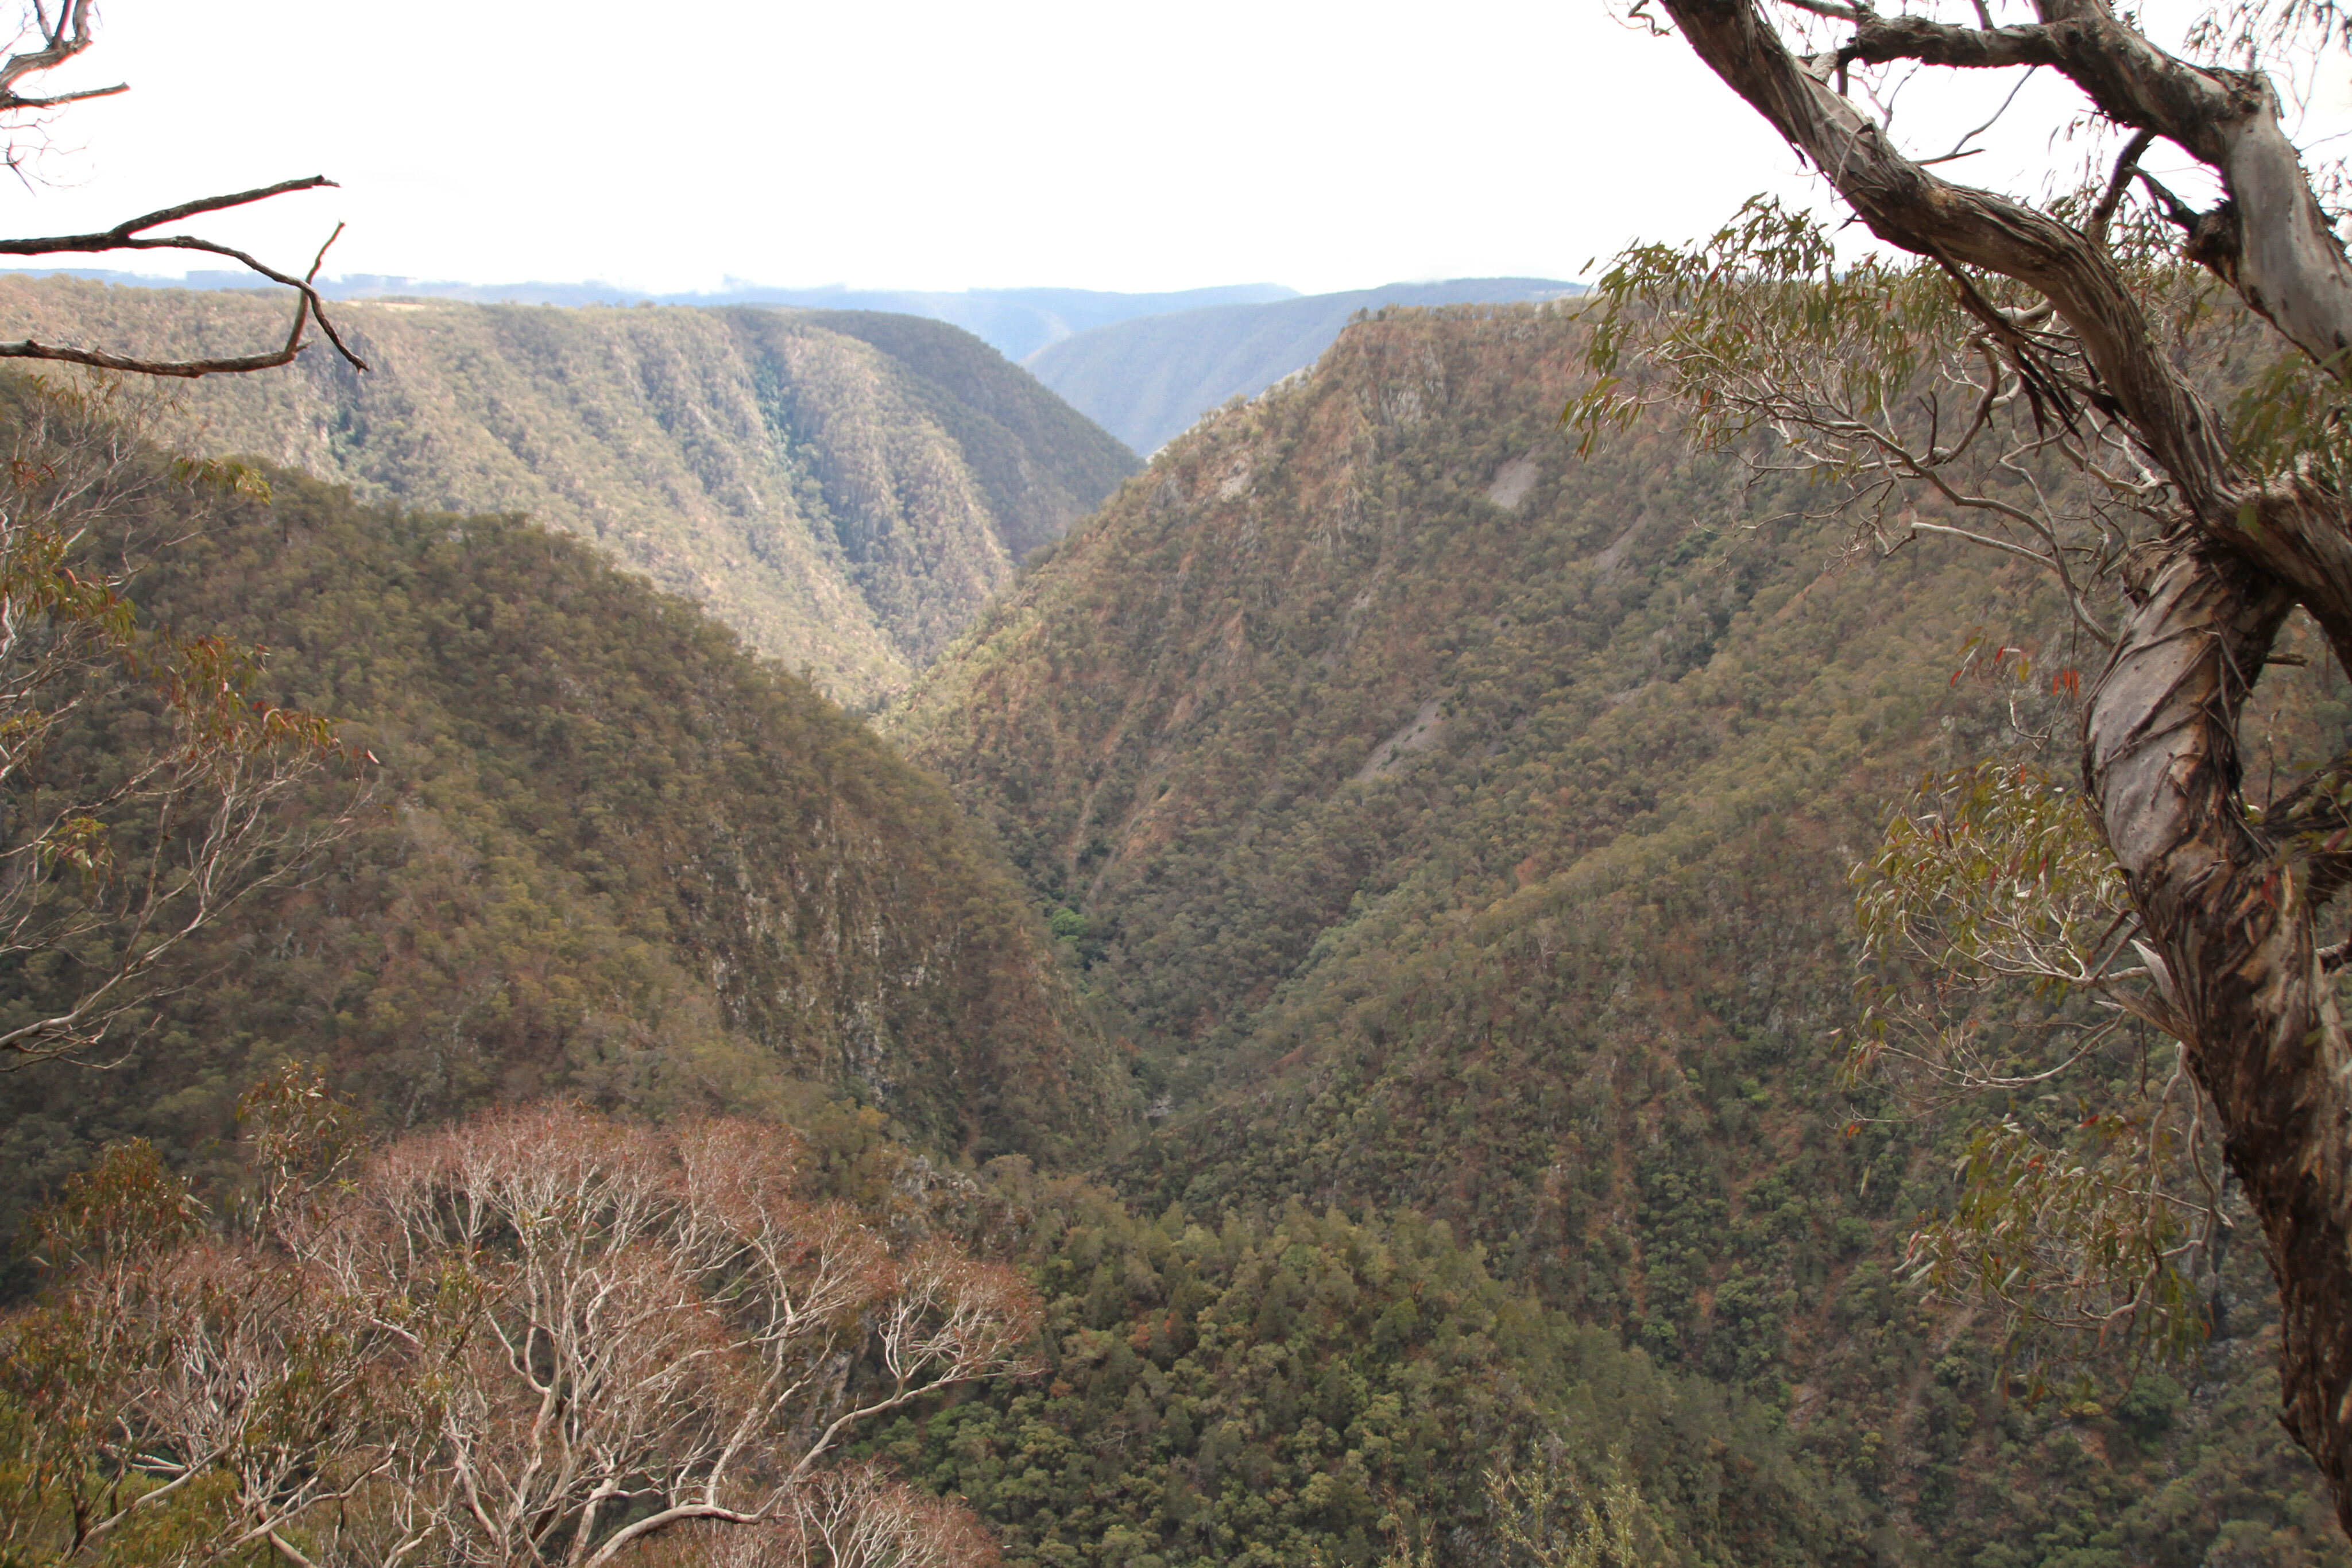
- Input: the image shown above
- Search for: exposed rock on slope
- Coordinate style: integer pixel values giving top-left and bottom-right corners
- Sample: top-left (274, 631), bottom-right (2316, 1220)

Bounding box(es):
top-left (895, 303), bottom-right (2352, 1562)
top-left (0, 278), bottom-right (1138, 700)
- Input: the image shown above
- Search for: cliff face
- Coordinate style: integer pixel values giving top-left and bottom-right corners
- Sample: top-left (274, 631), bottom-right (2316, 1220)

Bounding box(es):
top-left (895, 304), bottom-right (2352, 1562)
top-left (0, 280), bottom-right (1138, 701)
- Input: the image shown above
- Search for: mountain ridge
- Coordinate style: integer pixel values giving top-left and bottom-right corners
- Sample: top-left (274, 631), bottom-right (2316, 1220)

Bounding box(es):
top-left (1023, 278), bottom-right (1584, 454)
top-left (892, 301), bottom-right (2352, 1564)
top-left (0, 276), bottom-right (1140, 701)
top-left (0, 437), bottom-right (1131, 1272)
top-left (0, 269), bottom-right (1304, 363)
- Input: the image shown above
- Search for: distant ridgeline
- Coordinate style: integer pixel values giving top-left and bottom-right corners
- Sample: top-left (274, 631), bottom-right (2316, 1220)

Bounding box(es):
top-left (0, 435), bottom-right (1131, 1275)
top-left (2, 272), bottom-right (2344, 1565)
top-left (1023, 278), bottom-right (1584, 455)
top-left (0, 276), bottom-right (1140, 703)
top-left (893, 303), bottom-right (2352, 1564)
top-left (6, 269), bottom-right (1305, 364)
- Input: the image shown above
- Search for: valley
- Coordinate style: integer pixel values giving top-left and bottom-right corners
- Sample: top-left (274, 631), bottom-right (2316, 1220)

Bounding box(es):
top-left (1020, 278), bottom-right (1582, 454)
top-left (0, 285), bottom-right (2343, 1568)
top-left (0, 276), bottom-right (1140, 704)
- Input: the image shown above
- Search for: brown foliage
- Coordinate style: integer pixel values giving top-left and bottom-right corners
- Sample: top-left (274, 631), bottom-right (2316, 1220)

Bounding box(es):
top-left (0, 1077), bottom-right (1031, 1567)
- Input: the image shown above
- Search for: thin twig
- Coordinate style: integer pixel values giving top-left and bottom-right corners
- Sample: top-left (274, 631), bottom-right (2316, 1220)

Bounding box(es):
top-left (2090, 127), bottom-right (2159, 247)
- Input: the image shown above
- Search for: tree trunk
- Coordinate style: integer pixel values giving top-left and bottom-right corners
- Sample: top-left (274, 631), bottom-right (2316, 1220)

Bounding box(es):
top-left (2086, 545), bottom-right (2352, 1523)
top-left (1655, 0), bottom-right (2352, 1528)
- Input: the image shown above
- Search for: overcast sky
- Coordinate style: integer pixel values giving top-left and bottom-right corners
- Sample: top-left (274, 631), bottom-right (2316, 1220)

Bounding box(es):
top-left (0, 0), bottom-right (2334, 297)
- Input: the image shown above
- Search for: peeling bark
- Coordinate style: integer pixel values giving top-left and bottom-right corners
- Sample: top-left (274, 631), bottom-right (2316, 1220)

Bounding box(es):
top-left (1658, 0), bottom-right (2352, 1528)
top-left (2088, 546), bottom-right (2352, 1520)
top-left (1842, 0), bottom-right (2352, 368)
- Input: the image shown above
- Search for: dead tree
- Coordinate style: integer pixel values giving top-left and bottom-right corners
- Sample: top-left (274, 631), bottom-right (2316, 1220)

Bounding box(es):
top-left (1, 1092), bottom-right (1035, 1567)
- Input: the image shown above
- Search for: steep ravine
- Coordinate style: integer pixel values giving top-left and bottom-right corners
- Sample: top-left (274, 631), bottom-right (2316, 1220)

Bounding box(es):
top-left (0, 277), bottom-right (1138, 702)
top-left (892, 303), bottom-right (2352, 1565)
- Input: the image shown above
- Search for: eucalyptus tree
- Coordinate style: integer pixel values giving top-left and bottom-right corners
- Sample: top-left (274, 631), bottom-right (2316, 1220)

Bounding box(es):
top-left (0, 380), bottom-right (365, 1071)
top-left (1, 1077), bottom-right (1038, 1567)
top-left (1572, 0), bottom-right (2352, 1530)
top-left (0, 2), bottom-right (376, 1075)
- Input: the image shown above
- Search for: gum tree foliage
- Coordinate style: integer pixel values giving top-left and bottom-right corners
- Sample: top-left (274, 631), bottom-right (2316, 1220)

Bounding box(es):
top-left (0, 0), bottom-right (376, 1074)
top-left (0, 380), bottom-right (363, 1071)
top-left (1483, 1446), bottom-right (1669, 1568)
top-left (0, 1067), bottom-right (1039, 1568)
top-left (1567, 0), bottom-right (2352, 1530)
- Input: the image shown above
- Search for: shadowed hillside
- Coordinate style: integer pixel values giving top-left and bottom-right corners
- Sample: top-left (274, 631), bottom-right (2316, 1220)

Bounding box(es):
top-left (0, 431), bottom-right (1131, 1271)
top-left (894, 303), bottom-right (2352, 1565)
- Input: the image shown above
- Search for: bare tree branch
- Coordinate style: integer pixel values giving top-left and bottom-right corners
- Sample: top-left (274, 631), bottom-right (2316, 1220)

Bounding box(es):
top-left (1833, 1), bottom-right (2352, 375)
top-left (5, 80), bottom-right (121, 110)
top-left (0, 180), bottom-right (370, 374)
top-left (0, 10), bottom-right (372, 380)
top-left (0, 173), bottom-right (339, 251)
top-left (2088, 126), bottom-right (2159, 246)
top-left (0, 0), bottom-right (95, 103)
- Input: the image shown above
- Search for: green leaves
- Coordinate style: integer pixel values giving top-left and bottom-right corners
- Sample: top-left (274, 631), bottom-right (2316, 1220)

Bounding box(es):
top-left (1562, 196), bottom-right (1966, 474)
top-left (1909, 1102), bottom-right (2219, 1378)
top-left (883, 1190), bottom-right (1842, 1568)
top-left (1850, 759), bottom-right (2223, 1379)
top-left (1485, 1446), bottom-right (1667, 1568)
top-left (1853, 759), bottom-right (2129, 1011)
top-left (2225, 344), bottom-right (2352, 490)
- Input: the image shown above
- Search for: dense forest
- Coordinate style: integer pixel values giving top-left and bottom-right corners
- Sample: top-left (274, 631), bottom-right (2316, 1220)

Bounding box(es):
top-left (0, 421), bottom-right (1128, 1281)
top-left (893, 304), bottom-right (2352, 1564)
top-left (3, 297), bottom-right (2349, 1566)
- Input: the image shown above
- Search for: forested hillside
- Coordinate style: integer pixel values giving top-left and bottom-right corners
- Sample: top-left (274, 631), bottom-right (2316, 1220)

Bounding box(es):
top-left (0, 277), bottom-right (1138, 701)
top-left (5, 300), bottom-right (2347, 1565)
top-left (1024, 280), bottom-right (1580, 454)
top-left (858, 1177), bottom-right (1877, 1568)
top-left (0, 424), bottom-right (1128, 1276)
top-left (893, 304), bottom-right (2352, 1565)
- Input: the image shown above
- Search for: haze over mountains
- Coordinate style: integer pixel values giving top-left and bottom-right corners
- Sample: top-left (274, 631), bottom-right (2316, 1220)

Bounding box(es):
top-left (0, 269), bottom-right (1304, 362)
top-left (1023, 277), bottom-right (1584, 453)
top-left (3, 266), bottom-right (1582, 454)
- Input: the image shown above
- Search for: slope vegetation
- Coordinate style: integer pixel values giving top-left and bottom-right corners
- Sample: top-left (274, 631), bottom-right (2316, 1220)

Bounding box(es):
top-left (895, 304), bottom-right (2352, 1565)
top-left (1024, 278), bottom-right (1580, 454)
top-left (871, 1180), bottom-right (1873, 1568)
top-left (0, 443), bottom-right (1128, 1266)
top-left (0, 278), bottom-right (1139, 700)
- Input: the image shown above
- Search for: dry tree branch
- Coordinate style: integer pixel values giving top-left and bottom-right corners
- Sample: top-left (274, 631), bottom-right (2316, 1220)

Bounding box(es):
top-left (1634, 0), bottom-right (2352, 1520)
top-left (0, 180), bottom-right (370, 376)
top-left (2089, 127), bottom-right (2160, 247)
top-left (0, 0), bottom-right (110, 109)
top-left (0, 7), bottom-right (370, 380)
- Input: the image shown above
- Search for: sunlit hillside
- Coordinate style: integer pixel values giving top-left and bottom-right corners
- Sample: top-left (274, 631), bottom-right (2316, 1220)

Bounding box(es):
top-left (0, 278), bottom-right (1138, 702)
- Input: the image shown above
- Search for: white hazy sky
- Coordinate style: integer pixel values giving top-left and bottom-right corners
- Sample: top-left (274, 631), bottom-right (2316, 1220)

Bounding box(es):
top-left (0, 0), bottom-right (2336, 296)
